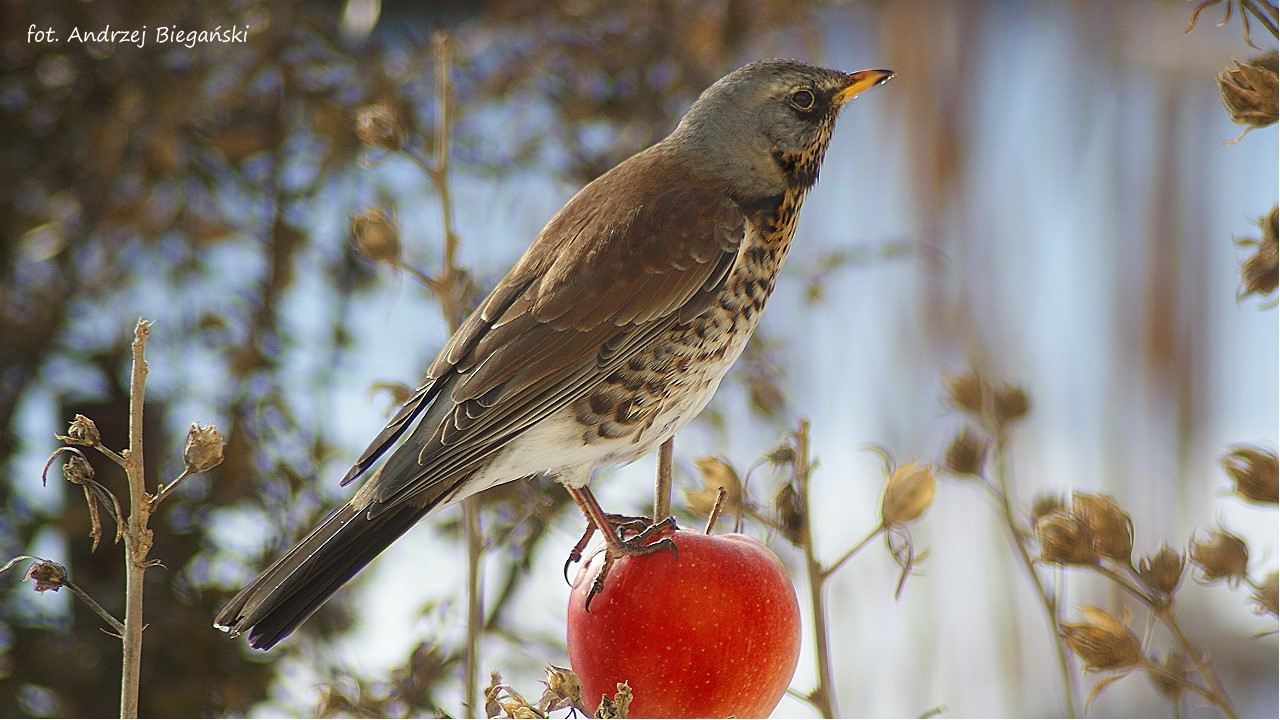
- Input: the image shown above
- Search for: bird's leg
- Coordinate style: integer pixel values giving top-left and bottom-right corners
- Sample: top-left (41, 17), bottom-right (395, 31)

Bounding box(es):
top-left (562, 512), bottom-right (655, 583)
top-left (563, 484), bottom-right (678, 608)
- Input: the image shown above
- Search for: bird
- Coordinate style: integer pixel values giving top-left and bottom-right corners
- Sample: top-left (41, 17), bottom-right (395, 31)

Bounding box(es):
top-left (215, 58), bottom-right (893, 650)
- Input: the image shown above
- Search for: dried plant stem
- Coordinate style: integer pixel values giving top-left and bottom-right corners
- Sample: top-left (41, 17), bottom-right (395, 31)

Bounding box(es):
top-left (989, 429), bottom-right (1079, 718)
top-left (655, 438), bottom-right (673, 521)
top-left (1084, 562), bottom-right (1238, 714)
top-left (793, 420), bottom-right (838, 718)
top-left (149, 468), bottom-right (191, 511)
top-left (120, 318), bottom-right (152, 719)
top-left (424, 33), bottom-right (484, 716)
top-left (66, 577), bottom-right (126, 635)
top-left (820, 525), bottom-right (883, 580)
top-left (1155, 607), bottom-right (1238, 718)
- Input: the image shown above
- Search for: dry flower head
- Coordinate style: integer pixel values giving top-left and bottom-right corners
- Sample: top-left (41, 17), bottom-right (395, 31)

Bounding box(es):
top-left (58, 413), bottom-right (101, 446)
top-left (594, 682), bottom-right (632, 719)
top-left (942, 370), bottom-right (987, 416)
top-left (1190, 528), bottom-right (1250, 586)
top-left (355, 102), bottom-right (406, 151)
top-left (943, 426), bottom-right (988, 476)
top-left (350, 208), bottom-right (402, 265)
top-left (1238, 205), bottom-right (1278, 300)
top-left (539, 664), bottom-right (582, 713)
top-left (182, 423), bottom-right (226, 474)
top-left (1060, 606), bottom-right (1143, 673)
top-left (1035, 509), bottom-right (1098, 565)
top-left (1218, 51), bottom-right (1278, 137)
top-left (24, 559), bottom-right (68, 593)
top-left (1220, 445), bottom-right (1278, 504)
top-left (1137, 544), bottom-right (1186, 597)
top-left (880, 461), bottom-right (936, 526)
top-left (1253, 570), bottom-right (1278, 618)
top-left (684, 456), bottom-right (742, 517)
top-left (1072, 492), bottom-right (1134, 563)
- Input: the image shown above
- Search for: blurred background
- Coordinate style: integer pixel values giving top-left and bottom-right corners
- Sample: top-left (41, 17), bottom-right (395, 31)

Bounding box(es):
top-left (0, 0), bottom-right (1276, 717)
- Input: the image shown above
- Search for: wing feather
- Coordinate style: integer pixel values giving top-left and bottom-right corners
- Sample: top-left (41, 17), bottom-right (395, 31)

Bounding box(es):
top-left (350, 148), bottom-right (746, 510)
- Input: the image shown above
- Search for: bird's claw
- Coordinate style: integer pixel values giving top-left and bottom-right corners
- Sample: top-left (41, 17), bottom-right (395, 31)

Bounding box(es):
top-left (582, 515), bottom-right (680, 611)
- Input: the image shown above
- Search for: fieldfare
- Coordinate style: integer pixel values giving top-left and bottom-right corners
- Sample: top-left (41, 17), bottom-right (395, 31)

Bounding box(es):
top-left (216, 58), bottom-right (893, 649)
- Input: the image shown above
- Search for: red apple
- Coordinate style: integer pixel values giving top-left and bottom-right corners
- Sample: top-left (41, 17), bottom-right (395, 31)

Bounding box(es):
top-left (567, 527), bottom-right (801, 718)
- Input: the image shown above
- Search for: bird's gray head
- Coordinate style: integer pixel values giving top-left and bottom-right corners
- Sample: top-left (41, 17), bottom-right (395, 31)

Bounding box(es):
top-left (664, 59), bottom-right (893, 200)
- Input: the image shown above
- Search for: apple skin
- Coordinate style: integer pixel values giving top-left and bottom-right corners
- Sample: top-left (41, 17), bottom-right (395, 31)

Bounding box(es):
top-left (567, 528), bottom-right (801, 718)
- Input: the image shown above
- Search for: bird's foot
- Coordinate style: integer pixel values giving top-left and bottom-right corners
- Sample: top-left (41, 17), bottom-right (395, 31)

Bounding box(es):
top-left (562, 513), bottom-right (652, 583)
top-left (582, 515), bottom-right (679, 610)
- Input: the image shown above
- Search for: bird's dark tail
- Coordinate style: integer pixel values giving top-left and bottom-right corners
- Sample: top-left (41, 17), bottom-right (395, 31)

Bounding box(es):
top-left (214, 500), bottom-right (429, 650)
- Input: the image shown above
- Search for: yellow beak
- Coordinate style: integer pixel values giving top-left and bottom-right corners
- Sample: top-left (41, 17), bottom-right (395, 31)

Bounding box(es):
top-left (835, 69), bottom-right (895, 106)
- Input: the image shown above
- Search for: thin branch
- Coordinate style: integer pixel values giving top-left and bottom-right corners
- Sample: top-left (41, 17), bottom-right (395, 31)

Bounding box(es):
top-left (703, 486), bottom-right (728, 534)
top-left (93, 443), bottom-right (128, 468)
top-left (120, 317), bottom-right (152, 719)
top-left (65, 578), bottom-right (126, 636)
top-left (794, 420), bottom-right (838, 718)
top-left (149, 469), bottom-right (192, 511)
top-left (1154, 606), bottom-right (1239, 718)
top-left (820, 525), bottom-right (884, 580)
top-left (1086, 564), bottom-right (1159, 607)
top-left (422, 33), bottom-right (483, 718)
top-left (655, 438), bottom-right (673, 521)
top-left (986, 429), bottom-right (1079, 717)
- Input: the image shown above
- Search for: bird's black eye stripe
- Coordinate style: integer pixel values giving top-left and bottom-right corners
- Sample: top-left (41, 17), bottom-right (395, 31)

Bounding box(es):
top-left (788, 88), bottom-right (816, 112)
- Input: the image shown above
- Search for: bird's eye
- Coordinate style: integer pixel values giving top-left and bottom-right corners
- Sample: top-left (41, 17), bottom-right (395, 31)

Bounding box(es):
top-left (788, 89), bottom-right (816, 111)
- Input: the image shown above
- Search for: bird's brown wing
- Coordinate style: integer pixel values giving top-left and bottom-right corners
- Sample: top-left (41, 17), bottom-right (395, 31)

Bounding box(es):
top-left (342, 150), bottom-right (744, 510)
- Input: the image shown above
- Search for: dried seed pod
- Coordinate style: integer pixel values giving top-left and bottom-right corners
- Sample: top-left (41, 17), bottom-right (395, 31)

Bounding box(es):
top-left (943, 426), bottom-right (988, 476)
top-left (350, 208), bottom-right (402, 265)
top-left (1239, 205), bottom-right (1278, 300)
top-left (765, 444), bottom-right (795, 465)
top-left (1060, 606), bottom-right (1143, 672)
top-left (540, 664), bottom-right (583, 712)
top-left (684, 457), bottom-right (741, 516)
top-left (1030, 493), bottom-right (1065, 525)
top-left (355, 102), bottom-right (405, 150)
top-left (1190, 528), bottom-right (1250, 586)
top-left (60, 414), bottom-right (101, 446)
top-left (773, 482), bottom-right (803, 545)
top-left (182, 423), bottom-right (225, 474)
top-left (880, 461), bottom-right (936, 526)
top-left (1072, 492), bottom-right (1134, 563)
top-left (1137, 544), bottom-right (1186, 597)
top-left (1035, 509), bottom-right (1099, 566)
top-left (594, 682), bottom-right (632, 719)
top-left (992, 383), bottom-right (1030, 425)
top-left (1218, 52), bottom-right (1278, 133)
top-left (63, 454), bottom-right (95, 485)
top-left (1220, 445), bottom-right (1278, 505)
top-left (24, 560), bottom-right (67, 593)
top-left (1252, 570), bottom-right (1278, 618)
top-left (942, 370), bottom-right (988, 416)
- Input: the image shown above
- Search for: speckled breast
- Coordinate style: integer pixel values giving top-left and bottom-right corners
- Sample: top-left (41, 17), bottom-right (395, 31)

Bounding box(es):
top-left (570, 191), bottom-right (806, 462)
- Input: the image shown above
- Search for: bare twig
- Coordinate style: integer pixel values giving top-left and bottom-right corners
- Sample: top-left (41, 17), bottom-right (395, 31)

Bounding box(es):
top-left (1154, 607), bottom-right (1238, 718)
top-left (793, 420), bottom-right (838, 718)
top-left (987, 428), bottom-right (1080, 717)
top-left (704, 486), bottom-right (728, 533)
top-left (655, 438), bottom-right (673, 521)
top-left (418, 33), bottom-right (484, 717)
top-left (820, 525), bottom-right (884, 580)
top-left (120, 317), bottom-right (152, 719)
top-left (149, 469), bottom-right (191, 511)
